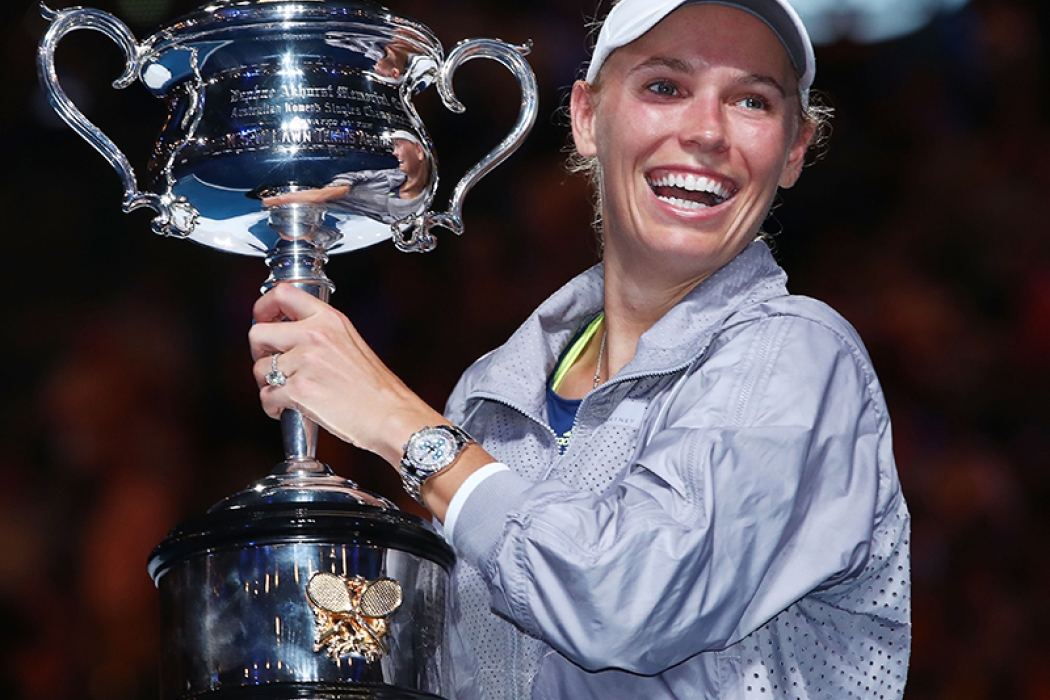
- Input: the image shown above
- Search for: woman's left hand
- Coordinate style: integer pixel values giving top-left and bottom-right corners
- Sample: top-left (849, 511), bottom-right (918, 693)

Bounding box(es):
top-left (248, 284), bottom-right (443, 466)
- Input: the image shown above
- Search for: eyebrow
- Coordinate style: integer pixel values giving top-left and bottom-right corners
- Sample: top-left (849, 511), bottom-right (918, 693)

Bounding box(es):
top-left (628, 56), bottom-right (693, 75)
top-left (742, 73), bottom-right (788, 99)
top-left (629, 56), bottom-right (790, 99)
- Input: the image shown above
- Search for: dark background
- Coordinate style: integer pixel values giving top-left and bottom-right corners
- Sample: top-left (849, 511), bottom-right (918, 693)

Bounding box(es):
top-left (2, 0), bottom-right (1049, 698)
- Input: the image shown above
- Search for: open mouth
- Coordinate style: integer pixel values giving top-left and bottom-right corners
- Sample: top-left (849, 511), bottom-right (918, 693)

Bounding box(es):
top-left (647, 172), bottom-right (736, 210)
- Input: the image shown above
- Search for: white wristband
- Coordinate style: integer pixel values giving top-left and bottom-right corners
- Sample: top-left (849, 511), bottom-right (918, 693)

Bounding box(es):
top-left (442, 462), bottom-right (510, 546)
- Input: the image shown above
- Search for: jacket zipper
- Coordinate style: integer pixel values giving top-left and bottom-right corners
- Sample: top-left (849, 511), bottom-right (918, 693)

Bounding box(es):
top-left (464, 351), bottom-right (709, 481)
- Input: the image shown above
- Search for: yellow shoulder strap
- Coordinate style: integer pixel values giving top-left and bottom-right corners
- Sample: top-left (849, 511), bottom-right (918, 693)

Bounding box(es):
top-left (550, 313), bottom-right (604, 393)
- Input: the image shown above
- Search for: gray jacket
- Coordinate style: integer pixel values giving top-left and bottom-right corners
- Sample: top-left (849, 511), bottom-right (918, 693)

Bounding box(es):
top-left (443, 241), bottom-right (911, 700)
top-left (328, 168), bottom-right (421, 224)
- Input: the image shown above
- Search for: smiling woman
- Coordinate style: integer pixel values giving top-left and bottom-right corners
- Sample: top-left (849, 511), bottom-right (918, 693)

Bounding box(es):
top-left (248, 1), bottom-right (912, 698)
top-left (570, 4), bottom-right (815, 305)
top-left (569, 0), bottom-right (831, 241)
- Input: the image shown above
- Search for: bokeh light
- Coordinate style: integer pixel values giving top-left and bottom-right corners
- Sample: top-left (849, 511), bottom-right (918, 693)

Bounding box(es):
top-left (794, 0), bottom-right (971, 43)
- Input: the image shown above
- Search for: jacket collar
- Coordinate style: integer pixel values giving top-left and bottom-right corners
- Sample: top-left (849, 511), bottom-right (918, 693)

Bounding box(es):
top-left (465, 240), bottom-right (788, 417)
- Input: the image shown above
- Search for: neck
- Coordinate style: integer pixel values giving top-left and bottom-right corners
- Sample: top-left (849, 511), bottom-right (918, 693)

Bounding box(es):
top-left (599, 249), bottom-right (711, 380)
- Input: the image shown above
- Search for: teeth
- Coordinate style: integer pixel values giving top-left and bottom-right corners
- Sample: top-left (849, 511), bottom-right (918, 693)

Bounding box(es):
top-left (658, 196), bottom-right (711, 210)
top-left (648, 173), bottom-right (732, 201)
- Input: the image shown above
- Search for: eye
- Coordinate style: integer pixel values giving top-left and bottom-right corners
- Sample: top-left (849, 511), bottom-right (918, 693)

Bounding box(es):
top-left (736, 95), bottom-right (770, 111)
top-left (646, 80), bottom-right (679, 97)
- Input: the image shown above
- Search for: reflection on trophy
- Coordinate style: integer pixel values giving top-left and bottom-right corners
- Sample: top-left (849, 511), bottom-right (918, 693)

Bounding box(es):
top-left (260, 129), bottom-right (430, 226)
top-left (37, 1), bottom-right (538, 698)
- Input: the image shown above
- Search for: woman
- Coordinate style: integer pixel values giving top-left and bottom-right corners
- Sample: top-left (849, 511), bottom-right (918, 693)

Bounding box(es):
top-left (262, 131), bottom-right (430, 225)
top-left (249, 1), bottom-right (912, 698)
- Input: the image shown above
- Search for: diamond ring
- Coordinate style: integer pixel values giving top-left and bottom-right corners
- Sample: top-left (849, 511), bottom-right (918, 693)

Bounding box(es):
top-left (265, 352), bottom-right (287, 387)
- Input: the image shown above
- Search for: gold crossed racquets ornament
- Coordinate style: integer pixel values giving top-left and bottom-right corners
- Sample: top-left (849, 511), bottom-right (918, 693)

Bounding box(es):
top-left (306, 572), bottom-right (404, 662)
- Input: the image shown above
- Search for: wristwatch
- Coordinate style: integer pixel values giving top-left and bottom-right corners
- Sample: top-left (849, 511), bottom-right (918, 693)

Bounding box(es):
top-left (400, 424), bottom-right (474, 504)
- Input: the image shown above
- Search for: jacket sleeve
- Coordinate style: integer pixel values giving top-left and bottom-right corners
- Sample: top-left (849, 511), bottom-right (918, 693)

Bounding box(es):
top-left (448, 314), bottom-right (890, 675)
top-left (328, 169), bottom-right (400, 188)
top-left (328, 170), bottom-right (367, 187)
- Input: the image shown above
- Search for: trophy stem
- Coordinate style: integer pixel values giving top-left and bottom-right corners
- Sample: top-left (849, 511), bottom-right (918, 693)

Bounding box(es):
top-left (263, 204), bottom-right (338, 476)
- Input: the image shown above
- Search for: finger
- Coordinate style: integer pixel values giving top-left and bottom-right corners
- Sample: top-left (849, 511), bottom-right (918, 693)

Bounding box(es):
top-left (253, 283), bottom-right (328, 324)
top-left (253, 352), bottom-right (276, 390)
top-left (253, 347), bottom-right (291, 385)
top-left (259, 382), bottom-right (289, 420)
top-left (248, 308), bottom-right (341, 363)
top-left (254, 355), bottom-right (298, 421)
top-left (248, 320), bottom-right (292, 362)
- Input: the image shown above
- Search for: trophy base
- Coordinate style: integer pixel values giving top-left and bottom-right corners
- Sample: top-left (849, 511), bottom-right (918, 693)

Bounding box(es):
top-left (149, 501), bottom-right (454, 700)
top-left (180, 682), bottom-right (444, 699)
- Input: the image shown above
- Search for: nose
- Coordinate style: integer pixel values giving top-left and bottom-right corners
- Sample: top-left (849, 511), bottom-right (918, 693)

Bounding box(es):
top-left (681, 92), bottom-right (728, 153)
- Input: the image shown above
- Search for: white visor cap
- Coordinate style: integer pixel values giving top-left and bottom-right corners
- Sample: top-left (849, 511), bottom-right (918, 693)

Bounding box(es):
top-left (387, 129), bottom-right (421, 145)
top-left (585, 0), bottom-right (815, 109)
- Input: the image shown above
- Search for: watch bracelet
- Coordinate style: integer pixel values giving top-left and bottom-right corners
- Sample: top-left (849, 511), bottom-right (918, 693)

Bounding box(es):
top-left (399, 424), bottom-right (474, 505)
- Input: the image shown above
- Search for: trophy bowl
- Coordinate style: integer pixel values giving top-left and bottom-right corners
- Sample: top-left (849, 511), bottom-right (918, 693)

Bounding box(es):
top-left (38, 0), bottom-right (538, 255)
top-left (38, 1), bottom-right (539, 698)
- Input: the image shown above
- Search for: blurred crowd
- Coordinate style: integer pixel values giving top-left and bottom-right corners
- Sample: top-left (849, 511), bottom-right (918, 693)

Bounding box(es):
top-left (1, 0), bottom-right (1048, 698)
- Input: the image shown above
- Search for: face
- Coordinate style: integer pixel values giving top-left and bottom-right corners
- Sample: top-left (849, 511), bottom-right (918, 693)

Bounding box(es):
top-left (571, 4), bottom-right (814, 284)
top-left (393, 138), bottom-right (427, 178)
top-left (375, 40), bottom-right (411, 80)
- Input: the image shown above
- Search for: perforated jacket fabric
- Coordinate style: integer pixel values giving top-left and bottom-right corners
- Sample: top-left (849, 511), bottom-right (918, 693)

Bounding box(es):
top-left (441, 241), bottom-right (911, 700)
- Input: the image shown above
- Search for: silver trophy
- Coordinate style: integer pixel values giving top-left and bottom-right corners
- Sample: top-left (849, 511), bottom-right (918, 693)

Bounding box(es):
top-left (38, 1), bottom-right (538, 698)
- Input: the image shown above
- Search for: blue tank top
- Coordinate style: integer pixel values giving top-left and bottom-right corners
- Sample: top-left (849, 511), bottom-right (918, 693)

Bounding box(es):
top-left (546, 313), bottom-right (603, 453)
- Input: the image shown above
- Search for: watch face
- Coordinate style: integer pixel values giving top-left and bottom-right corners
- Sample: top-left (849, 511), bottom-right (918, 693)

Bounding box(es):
top-left (408, 428), bottom-right (458, 471)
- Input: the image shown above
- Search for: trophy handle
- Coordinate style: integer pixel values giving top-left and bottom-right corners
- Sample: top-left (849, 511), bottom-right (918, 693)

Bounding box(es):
top-left (398, 38), bottom-right (538, 251)
top-left (37, 4), bottom-right (192, 237)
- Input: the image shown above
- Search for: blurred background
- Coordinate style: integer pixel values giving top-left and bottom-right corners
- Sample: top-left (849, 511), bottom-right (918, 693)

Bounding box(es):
top-left (1, 0), bottom-right (1047, 698)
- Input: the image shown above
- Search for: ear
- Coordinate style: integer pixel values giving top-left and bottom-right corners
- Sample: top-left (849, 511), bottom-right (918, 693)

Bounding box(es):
top-left (778, 117), bottom-right (816, 189)
top-left (570, 80), bottom-right (599, 158)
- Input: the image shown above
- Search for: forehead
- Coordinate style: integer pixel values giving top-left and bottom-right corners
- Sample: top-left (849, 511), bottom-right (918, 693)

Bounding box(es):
top-left (609, 4), bottom-right (796, 82)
